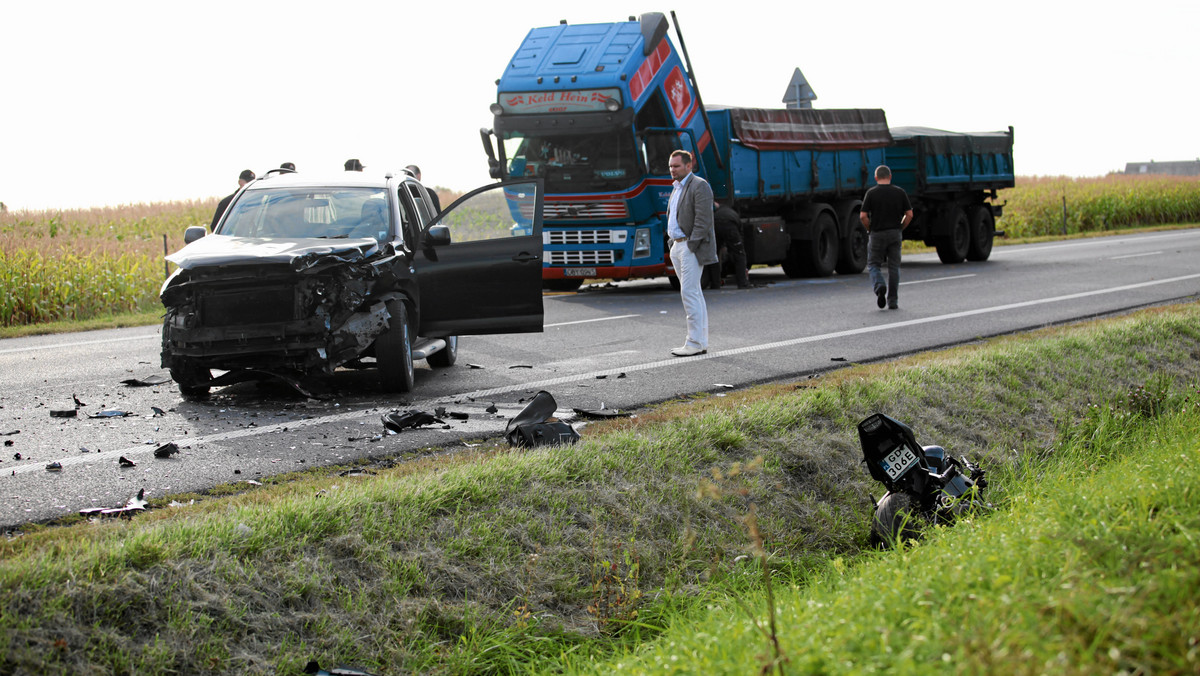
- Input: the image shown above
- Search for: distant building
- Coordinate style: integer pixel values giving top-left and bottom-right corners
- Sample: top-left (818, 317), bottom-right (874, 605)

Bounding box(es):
top-left (1124, 160), bottom-right (1200, 176)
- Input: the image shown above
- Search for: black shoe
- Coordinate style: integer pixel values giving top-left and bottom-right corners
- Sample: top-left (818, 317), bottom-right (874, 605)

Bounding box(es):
top-left (888, 302), bottom-right (898, 310)
top-left (876, 287), bottom-right (887, 309)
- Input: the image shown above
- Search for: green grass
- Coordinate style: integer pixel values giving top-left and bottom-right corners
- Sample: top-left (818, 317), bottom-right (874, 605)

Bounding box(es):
top-left (574, 380), bottom-right (1200, 675)
top-left (1, 304), bottom-right (1199, 674)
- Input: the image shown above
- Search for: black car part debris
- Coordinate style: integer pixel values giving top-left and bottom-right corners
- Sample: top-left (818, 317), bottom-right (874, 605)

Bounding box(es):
top-left (118, 456), bottom-right (137, 468)
top-left (381, 410), bottom-right (444, 432)
top-left (46, 462), bottom-right (62, 472)
top-left (505, 391), bottom-right (579, 448)
top-left (153, 442), bottom-right (180, 458)
top-left (121, 374), bottom-right (172, 387)
top-left (80, 489), bottom-right (148, 518)
top-left (572, 406), bottom-right (629, 419)
top-left (858, 413), bottom-right (988, 547)
top-left (90, 410), bottom-right (133, 419)
top-left (49, 407), bottom-right (77, 418)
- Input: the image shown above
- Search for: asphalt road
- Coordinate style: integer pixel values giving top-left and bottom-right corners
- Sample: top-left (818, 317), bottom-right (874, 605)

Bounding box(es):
top-left (3, 228), bottom-right (1199, 529)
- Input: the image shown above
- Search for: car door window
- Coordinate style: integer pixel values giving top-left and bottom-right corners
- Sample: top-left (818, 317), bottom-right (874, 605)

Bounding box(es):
top-left (395, 189), bottom-right (418, 246)
top-left (406, 183), bottom-right (433, 226)
top-left (429, 180), bottom-right (539, 242)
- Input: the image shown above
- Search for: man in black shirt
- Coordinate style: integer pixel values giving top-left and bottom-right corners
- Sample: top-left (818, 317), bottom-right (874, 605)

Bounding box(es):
top-left (210, 169), bottom-right (255, 230)
top-left (859, 165), bottom-right (913, 309)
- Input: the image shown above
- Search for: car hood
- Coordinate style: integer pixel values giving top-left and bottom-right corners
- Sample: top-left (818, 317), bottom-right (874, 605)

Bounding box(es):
top-left (166, 235), bottom-right (384, 271)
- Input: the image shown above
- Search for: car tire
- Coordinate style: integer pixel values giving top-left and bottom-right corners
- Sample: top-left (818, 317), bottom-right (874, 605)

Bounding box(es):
top-left (427, 335), bottom-right (458, 367)
top-left (376, 299), bottom-right (415, 393)
top-left (871, 492), bottom-right (927, 548)
top-left (170, 359), bottom-right (212, 400)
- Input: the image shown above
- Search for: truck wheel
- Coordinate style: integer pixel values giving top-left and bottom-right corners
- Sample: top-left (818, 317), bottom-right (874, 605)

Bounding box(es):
top-left (376, 299), bottom-right (415, 393)
top-left (427, 335), bottom-right (458, 367)
top-left (800, 212), bottom-right (839, 277)
top-left (835, 221), bottom-right (869, 275)
top-left (668, 275), bottom-right (681, 291)
top-left (170, 359), bottom-right (212, 400)
top-left (935, 207), bottom-right (970, 264)
top-left (871, 492), bottom-right (927, 548)
top-left (543, 279), bottom-right (583, 292)
top-left (966, 205), bottom-right (995, 261)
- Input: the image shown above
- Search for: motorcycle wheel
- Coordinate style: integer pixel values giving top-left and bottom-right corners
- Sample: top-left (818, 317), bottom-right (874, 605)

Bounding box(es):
top-left (871, 492), bottom-right (927, 548)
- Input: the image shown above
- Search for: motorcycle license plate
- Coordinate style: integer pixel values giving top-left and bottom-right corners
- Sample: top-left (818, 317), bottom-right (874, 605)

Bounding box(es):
top-left (563, 268), bottom-right (596, 277)
top-left (881, 444), bottom-right (919, 481)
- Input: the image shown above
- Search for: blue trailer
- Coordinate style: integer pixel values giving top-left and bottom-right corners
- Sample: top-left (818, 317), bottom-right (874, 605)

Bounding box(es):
top-left (480, 12), bottom-right (1014, 290)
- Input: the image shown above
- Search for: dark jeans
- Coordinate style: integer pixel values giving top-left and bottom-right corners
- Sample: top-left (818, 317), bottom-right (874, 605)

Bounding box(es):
top-left (867, 228), bottom-right (902, 304)
top-left (703, 221), bottom-right (749, 288)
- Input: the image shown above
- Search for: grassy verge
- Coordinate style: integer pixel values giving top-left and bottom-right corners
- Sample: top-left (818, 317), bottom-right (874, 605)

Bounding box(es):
top-left (1, 303), bottom-right (1198, 674)
top-left (0, 309), bottom-right (164, 339)
top-left (575, 380), bottom-right (1200, 675)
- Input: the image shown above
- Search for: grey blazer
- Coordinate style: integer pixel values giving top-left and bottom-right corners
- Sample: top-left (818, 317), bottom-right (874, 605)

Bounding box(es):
top-left (674, 173), bottom-right (718, 265)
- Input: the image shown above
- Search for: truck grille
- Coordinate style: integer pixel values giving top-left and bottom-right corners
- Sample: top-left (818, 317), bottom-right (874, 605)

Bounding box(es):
top-left (547, 250), bottom-right (617, 266)
top-left (547, 230), bottom-right (622, 244)
top-left (521, 200), bottom-right (628, 220)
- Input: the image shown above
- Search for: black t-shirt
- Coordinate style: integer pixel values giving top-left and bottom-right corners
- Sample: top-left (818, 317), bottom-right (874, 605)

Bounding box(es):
top-left (862, 183), bottom-right (911, 231)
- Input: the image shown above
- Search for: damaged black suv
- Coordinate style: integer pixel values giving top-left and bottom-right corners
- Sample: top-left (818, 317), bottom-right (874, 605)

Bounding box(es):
top-left (160, 170), bottom-right (544, 398)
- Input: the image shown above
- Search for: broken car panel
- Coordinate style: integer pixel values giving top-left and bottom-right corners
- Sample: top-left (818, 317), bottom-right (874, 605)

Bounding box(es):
top-left (161, 171), bottom-right (544, 398)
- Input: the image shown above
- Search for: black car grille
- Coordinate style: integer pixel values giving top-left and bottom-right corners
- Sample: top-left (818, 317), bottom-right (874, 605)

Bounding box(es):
top-left (199, 287), bottom-right (296, 326)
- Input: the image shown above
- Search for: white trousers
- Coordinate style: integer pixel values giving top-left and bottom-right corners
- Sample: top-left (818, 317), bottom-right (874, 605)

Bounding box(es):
top-left (670, 240), bottom-right (708, 350)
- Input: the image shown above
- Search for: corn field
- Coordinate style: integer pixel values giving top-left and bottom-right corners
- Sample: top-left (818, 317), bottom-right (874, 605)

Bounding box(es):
top-left (997, 174), bottom-right (1200, 237)
top-left (0, 200), bottom-right (211, 327)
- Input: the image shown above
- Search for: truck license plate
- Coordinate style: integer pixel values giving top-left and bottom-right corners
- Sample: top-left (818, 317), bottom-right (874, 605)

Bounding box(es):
top-left (563, 268), bottom-right (596, 277)
top-left (881, 444), bottom-right (919, 481)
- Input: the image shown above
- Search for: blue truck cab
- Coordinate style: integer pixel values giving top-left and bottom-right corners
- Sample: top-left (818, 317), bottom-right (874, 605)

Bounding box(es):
top-left (482, 13), bottom-right (704, 290)
top-left (482, 13), bottom-right (1015, 289)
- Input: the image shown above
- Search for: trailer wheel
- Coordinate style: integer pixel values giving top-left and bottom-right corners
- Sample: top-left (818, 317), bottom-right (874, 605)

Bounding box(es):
top-left (935, 207), bottom-right (970, 264)
top-left (543, 279), bottom-right (584, 292)
top-left (835, 221), bottom-right (869, 275)
top-left (783, 212), bottom-right (838, 278)
top-left (966, 205), bottom-right (995, 261)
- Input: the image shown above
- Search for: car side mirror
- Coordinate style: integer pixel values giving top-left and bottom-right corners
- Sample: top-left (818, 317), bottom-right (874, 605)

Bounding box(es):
top-left (184, 226), bottom-right (207, 244)
top-left (425, 224), bottom-right (451, 247)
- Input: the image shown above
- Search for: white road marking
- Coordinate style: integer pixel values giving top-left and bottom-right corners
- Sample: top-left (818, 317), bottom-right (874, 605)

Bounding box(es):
top-left (900, 274), bottom-right (976, 286)
top-left (1109, 251), bottom-right (1163, 260)
top-left (545, 314), bottom-right (640, 328)
top-left (0, 332), bottom-right (159, 355)
top-left (9, 271), bottom-right (1200, 474)
top-left (992, 229), bottom-right (1200, 256)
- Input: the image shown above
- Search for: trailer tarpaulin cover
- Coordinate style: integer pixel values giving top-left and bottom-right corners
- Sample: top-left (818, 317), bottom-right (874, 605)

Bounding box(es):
top-left (728, 108), bottom-right (892, 151)
top-left (889, 126), bottom-right (1013, 155)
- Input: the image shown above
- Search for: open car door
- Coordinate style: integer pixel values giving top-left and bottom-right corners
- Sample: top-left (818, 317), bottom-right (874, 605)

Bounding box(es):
top-left (415, 178), bottom-right (544, 336)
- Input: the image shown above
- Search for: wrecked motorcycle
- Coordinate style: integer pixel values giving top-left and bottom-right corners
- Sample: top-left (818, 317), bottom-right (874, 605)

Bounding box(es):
top-left (857, 413), bottom-right (988, 547)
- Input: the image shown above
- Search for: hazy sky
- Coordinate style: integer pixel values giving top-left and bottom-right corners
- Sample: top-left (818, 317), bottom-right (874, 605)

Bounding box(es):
top-left (2, 0), bottom-right (1194, 212)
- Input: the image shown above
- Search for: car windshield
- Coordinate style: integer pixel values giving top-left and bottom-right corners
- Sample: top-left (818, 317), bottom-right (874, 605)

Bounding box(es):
top-left (219, 188), bottom-right (391, 240)
top-left (501, 129), bottom-right (638, 192)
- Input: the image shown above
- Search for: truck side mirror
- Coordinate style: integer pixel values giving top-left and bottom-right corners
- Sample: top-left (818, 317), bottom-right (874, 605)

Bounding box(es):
top-left (184, 226), bottom-right (207, 244)
top-left (480, 128), bottom-right (504, 179)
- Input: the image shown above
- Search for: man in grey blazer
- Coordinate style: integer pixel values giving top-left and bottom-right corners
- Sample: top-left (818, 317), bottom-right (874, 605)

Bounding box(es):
top-left (666, 150), bottom-right (718, 356)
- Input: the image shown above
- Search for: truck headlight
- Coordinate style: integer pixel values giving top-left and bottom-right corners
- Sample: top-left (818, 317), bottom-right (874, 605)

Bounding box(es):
top-left (634, 227), bottom-right (651, 258)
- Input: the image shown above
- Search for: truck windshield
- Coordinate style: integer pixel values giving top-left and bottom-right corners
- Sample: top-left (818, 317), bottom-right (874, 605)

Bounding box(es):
top-left (501, 129), bottom-right (638, 193)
